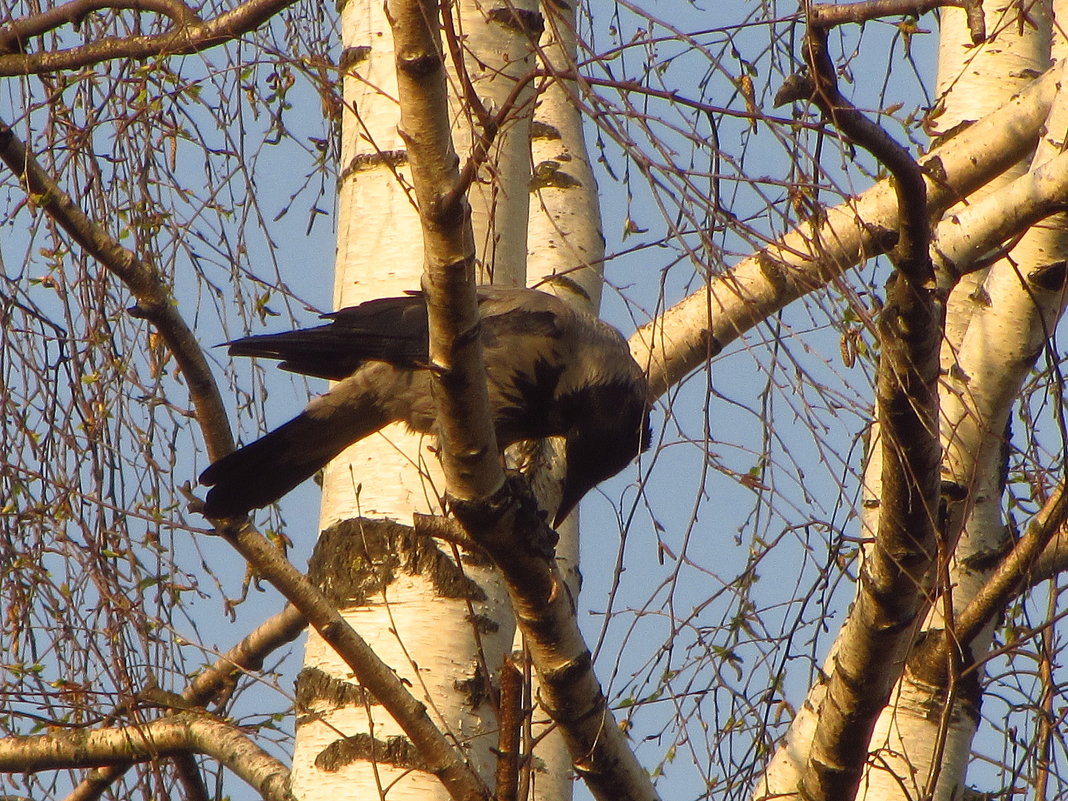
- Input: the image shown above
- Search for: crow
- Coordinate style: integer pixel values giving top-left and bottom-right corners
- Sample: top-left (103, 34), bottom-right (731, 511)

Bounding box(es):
top-left (200, 286), bottom-right (651, 525)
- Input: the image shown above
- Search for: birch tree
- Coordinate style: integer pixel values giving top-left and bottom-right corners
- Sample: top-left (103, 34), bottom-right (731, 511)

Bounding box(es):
top-left (4, 2), bottom-right (1068, 801)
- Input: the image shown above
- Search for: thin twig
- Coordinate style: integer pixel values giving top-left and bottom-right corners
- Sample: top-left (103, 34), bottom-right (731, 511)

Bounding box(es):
top-left (0, 118), bottom-right (234, 459)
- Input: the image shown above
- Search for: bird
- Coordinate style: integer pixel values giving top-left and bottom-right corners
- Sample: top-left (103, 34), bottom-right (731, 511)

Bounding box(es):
top-left (200, 286), bottom-right (651, 526)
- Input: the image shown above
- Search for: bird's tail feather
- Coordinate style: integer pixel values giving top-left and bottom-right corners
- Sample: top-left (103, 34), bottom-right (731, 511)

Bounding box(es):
top-left (228, 305), bottom-right (428, 381)
top-left (200, 409), bottom-right (382, 518)
top-left (226, 327), bottom-right (374, 381)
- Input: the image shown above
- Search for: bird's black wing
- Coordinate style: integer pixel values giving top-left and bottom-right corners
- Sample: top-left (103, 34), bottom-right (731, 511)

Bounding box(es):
top-left (200, 286), bottom-right (652, 522)
top-left (199, 366), bottom-right (400, 517)
top-left (226, 295), bottom-right (430, 380)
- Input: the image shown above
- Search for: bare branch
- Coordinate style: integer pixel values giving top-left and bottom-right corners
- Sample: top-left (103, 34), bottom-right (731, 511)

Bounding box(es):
top-left (64, 604), bottom-right (306, 801)
top-left (0, 0), bottom-right (201, 54)
top-left (184, 603), bottom-right (306, 706)
top-left (171, 753), bottom-right (211, 801)
top-left (444, 69), bottom-right (541, 215)
top-left (450, 478), bottom-right (662, 801)
top-left (776, 17), bottom-right (945, 801)
top-left (906, 483), bottom-right (1068, 693)
top-left (385, 0), bottom-right (660, 795)
top-left (961, 484), bottom-right (1068, 642)
top-left (1031, 513), bottom-right (1068, 588)
top-left (494, 658), bottom-right (523, 801)
top-left (803, 25), bottom-right (932, 286)
top-left (631, 59), bottom-right (1066, 400)
top-left (931, 152), bottom-right (1068, 276)
top-left (0, 0), bottom-right (509, 796)
top-left (439, 0), bottom-right (494, 133)
top-left (413, 513), bottom-right (483, 552)
top-left (799, 272), bottom-right (942, 801)
top-left (0, 0), bottom-right (300, 76)
top-left (809, 0), bottom-right (986, 43)
top-left (388, 0), bottom-right (503, 510)
top-left (0, 713), bottom-right (293, 801)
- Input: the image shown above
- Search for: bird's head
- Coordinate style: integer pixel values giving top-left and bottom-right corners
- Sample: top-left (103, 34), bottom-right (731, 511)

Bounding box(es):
top-left (555, 387), bottom-right (651, 527)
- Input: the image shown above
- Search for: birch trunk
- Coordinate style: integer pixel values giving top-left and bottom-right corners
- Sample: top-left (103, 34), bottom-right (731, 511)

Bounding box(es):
top-left (290, 0), bottom-right (538, 796)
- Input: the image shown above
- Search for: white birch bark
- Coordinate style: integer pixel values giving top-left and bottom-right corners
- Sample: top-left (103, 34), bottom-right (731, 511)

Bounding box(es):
top-left (528, 2), bottom-right (605, 306)
top-left (290, 0), bottom-right (538, 796)
top-left (451, 0), bottom-right (538, 284)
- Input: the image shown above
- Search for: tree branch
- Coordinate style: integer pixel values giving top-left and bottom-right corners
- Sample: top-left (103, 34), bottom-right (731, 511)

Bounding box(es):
top-left (0, 713), bottom-right (293, 801)
top-left (803, 25), bottom-right (932, 286)
top-left (0, 0), bottom-right (201, 54)
top-left (923, 482), bottom-right (1068, 669)
top-left (809, 0), bottom-right (986, 44)
top-left (902, 486), bottom-right (1068, 711)
top-left (387, 0), bottom-right (503, 510)
top-left (63, 604), bottom-right (306, 801)
top-left (451, 478), bottom-right (662, 801)
top-left (631, 59), bottom-right (1066, 400)
top-left (386, 0), bottom-right (659, 797)
top-left (185, 603), bottom-right (307, 705)
top-left (794, 18), bottom-right (944, 801)
top-left (171, 752), bottom-right (211, 801)
top-left (1030, 507), bottom-right (1068, 587)
top-left (931, 150), bottom-right (1068, 276)
top-left (0, 0), bottom-right (300, 76)
top-left (494, 657), bottom-right (523, 801)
